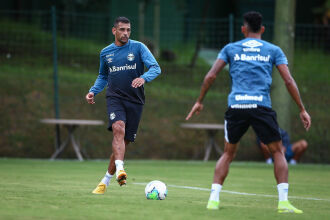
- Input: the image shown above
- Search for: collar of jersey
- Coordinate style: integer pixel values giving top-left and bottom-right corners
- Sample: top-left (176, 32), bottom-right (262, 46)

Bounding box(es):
top-left (112, 40), bottom-right (130, 48)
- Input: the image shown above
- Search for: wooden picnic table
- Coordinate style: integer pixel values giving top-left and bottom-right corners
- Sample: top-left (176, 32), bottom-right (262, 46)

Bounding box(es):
top-left (41, 119), bottom-right (104, 161)
top-left (181, 123), bottom-right (224, 161)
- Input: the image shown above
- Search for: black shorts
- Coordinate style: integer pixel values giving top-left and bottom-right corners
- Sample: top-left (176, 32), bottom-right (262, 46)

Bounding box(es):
top-left (224, 106), bottom-right (281, 144)
top-left (106, 97), bottom-right (143, 142)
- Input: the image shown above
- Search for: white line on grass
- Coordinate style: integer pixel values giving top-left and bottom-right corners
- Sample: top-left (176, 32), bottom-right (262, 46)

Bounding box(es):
top-left (133, 182), bottom-right (330, 202)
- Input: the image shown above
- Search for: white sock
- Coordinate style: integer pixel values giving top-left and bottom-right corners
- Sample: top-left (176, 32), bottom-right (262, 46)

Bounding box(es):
top-left (277, 183), bottom-right (289, 201)
top-left (266, 158), bottom-right (273, 164)
top-left (101, 171), bottom-right (113, 186)
top-left (209, 184), bottom-right (222, 202)
top-left (289, 159), bottom-right (297, 165)
top-left (115, 160), bottom-right (124, 171)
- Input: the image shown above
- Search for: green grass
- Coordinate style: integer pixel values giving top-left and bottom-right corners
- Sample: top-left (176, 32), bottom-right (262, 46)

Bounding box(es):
top-left (0, 159), bottom-right (330, 220)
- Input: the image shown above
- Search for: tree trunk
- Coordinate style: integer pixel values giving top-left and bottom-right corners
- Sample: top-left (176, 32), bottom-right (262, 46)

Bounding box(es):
top-left (272, 0), bottom-right (296, 132)
top-left (189, 0), bottom-right (210, 68)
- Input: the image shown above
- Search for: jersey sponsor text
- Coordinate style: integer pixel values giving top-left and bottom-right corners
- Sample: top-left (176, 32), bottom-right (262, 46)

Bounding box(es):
top-left (234, 54), bottom-right (270, 62)
top-left (109, 63), bottom-right (137, 73)
top-left (235, 94), bottom-right (263, 102)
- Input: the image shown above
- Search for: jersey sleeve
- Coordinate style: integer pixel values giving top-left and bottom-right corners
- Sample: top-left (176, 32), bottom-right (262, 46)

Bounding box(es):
top-left (89, 52), bottom-right (108, 95)
top-left (139, 43), bottom-right (161, 82)
top-left (274, 46), bottom-right (288, 66)
top-left (217, 44), bottom-right (230, 63)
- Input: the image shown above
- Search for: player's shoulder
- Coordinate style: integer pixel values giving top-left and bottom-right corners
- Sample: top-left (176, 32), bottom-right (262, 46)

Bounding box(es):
top-left (256, 39), bottom-right (284, 54)
top-left (260, 39), bottom-right (281, 49)
top-left (128, 39), bottom-right (145, 48)
top-left (100, 43), bottom-right (116, 54)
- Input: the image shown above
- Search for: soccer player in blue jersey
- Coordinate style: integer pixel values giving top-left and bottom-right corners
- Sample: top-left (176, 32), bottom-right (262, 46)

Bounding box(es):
top-left (85, 17), bottom-right (161, 194)
top-left (186, 11), bottom-right (311, 213)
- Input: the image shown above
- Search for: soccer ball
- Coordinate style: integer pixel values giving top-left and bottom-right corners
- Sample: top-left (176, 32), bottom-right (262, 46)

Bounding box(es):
top-left (145, 180), bottom-right (168, 200)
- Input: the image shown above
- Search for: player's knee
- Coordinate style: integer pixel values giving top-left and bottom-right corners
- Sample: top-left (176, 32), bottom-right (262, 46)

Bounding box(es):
top-left (112, 121), bottom-right (125, 136)
top-left (300, 140), bottom-right (308, 150)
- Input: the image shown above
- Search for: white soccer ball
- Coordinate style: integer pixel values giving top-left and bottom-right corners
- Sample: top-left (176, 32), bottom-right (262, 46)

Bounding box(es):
top-left (145, 180), bottom-right (168, 200)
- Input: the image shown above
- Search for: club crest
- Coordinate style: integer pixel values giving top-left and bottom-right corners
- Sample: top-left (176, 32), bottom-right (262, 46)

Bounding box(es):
top-left (127, 53), bottom-right (135, 61)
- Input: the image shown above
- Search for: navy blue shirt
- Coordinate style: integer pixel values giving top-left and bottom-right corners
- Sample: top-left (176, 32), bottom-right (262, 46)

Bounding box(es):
top-left (89, 40), bottom-right (161, 104)
top-left (218, 38), bottom-right (288, 108)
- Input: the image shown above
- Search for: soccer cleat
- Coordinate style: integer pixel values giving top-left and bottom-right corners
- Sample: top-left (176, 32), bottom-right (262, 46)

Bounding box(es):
top-left (116, 170), bottom-right (127, 186)
top-left (278, 201), bottom-right (303, 214)
top-left (207, 200), bottom-right (220, 210)
top-left (92, 182), bottom-right (107, 195)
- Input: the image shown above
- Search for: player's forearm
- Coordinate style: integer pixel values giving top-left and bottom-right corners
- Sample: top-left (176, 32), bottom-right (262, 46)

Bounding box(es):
top-left (141, 65), bottom-right (161, 82)
top-left (89, 74), bottom-right (108, 96)
top-left (284, 78), bottom-right (305, 112)
top-left (197, 71), bottom-right (217, 103)
top-left (277, 64), bottom-right (306, 112)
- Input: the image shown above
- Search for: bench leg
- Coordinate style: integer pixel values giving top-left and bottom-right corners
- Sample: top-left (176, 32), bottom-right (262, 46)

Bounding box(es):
top-left (204, 138), bottom-right (213, 161)
top-left (214, 142), bottom-right (223, 155)
top-left (68, 126), bottom-right (84, 161)
top-left (50, 135), bottom-right (70, 160)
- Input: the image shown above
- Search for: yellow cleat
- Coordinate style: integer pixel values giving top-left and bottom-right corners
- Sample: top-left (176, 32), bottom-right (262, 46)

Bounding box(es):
top-left (116, 170), bottom-right (127, 186)
top-left (278, 201), bottom-right (303, 214)
top-left (207, 200), bottom-right (220, 210)
top-left (92, 182), bottom-right (106, 195)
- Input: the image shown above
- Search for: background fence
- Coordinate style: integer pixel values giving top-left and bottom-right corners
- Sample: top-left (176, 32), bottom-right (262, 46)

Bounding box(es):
top-left (0, 9), bottom-right (329, 163)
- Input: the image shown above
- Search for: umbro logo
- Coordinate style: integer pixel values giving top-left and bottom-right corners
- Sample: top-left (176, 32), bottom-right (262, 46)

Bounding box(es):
top-left (242, 40), bottom-right (263, 48)
top-left (110, 112), bottom-right (116, 120)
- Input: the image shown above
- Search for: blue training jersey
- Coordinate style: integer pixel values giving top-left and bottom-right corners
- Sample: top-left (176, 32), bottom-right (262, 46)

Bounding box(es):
top-left (218, 38), bottom-right (288, 108)
top-left (89, 40), bottom-right (161, 104)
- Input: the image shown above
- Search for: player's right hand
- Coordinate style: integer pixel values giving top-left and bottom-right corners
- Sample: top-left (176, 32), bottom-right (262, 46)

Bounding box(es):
top-left (85, 92), bottom-right (95, 104)
top-left (300, 110), bottom-right (311, 131)
top-left (185, 102), bottom-right (204, 120)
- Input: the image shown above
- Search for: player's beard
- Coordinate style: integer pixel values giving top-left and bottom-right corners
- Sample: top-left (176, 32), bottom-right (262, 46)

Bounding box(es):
top-left (119, 36), bottom-right (128, 44)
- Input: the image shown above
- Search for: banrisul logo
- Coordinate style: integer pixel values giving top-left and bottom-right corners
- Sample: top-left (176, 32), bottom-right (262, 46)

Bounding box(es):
top-left (109, 63), bottom-right (136, 73)
top-left (127, 53), bottom-right (135, 61)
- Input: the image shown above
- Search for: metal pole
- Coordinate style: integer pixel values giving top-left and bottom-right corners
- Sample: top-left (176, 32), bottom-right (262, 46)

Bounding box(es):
top-left (51, 6), bottom-right (61, 149)
top-left (229, 13), bottom-right (234, 42)
top-left (138, 1), bottom-right (145, 41)
top-left (153, 0), bottom-right (160, 58)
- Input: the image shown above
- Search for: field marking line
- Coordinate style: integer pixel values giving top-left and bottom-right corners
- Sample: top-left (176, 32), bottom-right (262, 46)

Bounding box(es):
top-left (133, 182), bottom-right (330, 202)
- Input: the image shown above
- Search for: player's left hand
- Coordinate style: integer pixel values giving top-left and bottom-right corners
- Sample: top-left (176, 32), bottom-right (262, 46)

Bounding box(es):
top-left (186, 102), bottom-right (204, 120)
top-left (132, 77), bottom-right (145, 88)
top-left (300, 110), bottom-right (311, 131)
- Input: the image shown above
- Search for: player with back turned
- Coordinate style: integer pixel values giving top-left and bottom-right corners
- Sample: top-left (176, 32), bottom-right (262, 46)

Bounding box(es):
top-left (186, 11), bottom-right (311, 213)
top-left (85, 17), bottom-right (161, 194)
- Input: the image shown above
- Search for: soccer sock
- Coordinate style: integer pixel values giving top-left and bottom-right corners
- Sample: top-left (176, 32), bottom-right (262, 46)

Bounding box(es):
top-left (115, 160), bottom-right (124, 171)
top-left (277, 183), bottom-right (289, 201)
top-left (209, 183), bottom-right (222, 202)
top-left (289, 159), bottom-right (297, 165)
top-left (101, 171), bottom-right (113, 186)
top-left (266, 158), bottom-right (273, 164)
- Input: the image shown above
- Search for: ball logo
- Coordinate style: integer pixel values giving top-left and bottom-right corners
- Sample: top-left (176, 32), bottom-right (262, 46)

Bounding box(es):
top-left (110, 112), bottom-right (116, 120)
top-left (127, 53), bottom-right (135, 61)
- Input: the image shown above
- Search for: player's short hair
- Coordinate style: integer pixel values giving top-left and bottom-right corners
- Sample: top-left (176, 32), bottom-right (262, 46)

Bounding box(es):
top-left (243, 11), bottom-right (263, 33)
top-left (114, 16), bottom-right (130, 27)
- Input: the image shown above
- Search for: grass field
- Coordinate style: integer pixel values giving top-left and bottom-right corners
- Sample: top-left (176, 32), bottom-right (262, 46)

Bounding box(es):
top-left (0, 159), bottom-right (329, 220)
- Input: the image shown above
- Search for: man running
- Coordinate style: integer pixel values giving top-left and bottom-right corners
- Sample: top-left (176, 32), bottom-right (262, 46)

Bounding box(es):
top-left (86, 16), bottom-right (161, 194)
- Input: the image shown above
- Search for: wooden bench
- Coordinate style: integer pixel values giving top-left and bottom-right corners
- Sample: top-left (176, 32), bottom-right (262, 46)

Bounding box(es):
top-left (181, 123), bottom-right (224, 161)
top-left (41, 119), bottom-right (104, 161)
